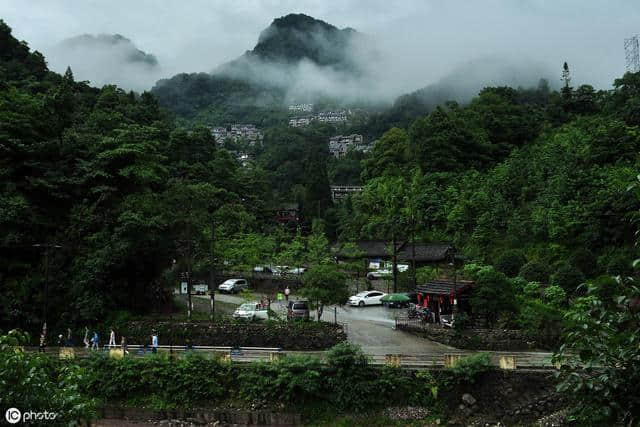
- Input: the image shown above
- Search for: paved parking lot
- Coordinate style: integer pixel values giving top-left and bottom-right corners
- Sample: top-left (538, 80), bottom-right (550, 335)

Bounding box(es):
top-left (197, 294), bottom-right (454, 355)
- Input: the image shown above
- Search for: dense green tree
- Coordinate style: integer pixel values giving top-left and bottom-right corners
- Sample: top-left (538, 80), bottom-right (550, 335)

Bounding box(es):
top-left (519, 261), bottom-right (551, 283)
top-left (360, 127), bottom-right (410, 180)
top-left (494, 250), bottom-right (527, 277)
top-left (554, 276), bottom-right (640, 425)
top-left (466, 265), bottom-right (517, 327)
top-left (551, 262), bottom-right (585, 294)
top-left (300, 264), bottom-right (348, 321)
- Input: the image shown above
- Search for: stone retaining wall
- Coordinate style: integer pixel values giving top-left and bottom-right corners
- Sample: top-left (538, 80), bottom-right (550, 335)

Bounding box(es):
top-left (118, 320), bottom-right (346, 350)
top-left (398, 324), bottom-right (538, 351)
top-left (98, 405), bottom-right (301, 426)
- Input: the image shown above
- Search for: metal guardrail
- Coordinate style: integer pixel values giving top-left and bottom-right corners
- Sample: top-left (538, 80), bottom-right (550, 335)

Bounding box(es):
top-left (23, 346), bottom-right (556, 369)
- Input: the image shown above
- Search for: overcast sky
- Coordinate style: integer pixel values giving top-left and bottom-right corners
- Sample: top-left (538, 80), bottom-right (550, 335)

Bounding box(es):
top-left (2, 0), bottom-right (640, 94)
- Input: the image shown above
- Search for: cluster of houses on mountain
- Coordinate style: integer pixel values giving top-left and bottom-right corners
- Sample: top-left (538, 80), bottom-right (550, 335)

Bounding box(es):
top-left (289, 110), bottom-right (349, 127)
top-left (328, 134), bottom-right (369, 158)
top-left (288, 103), bottom-right (314, 113)
top-left (209, 124), bottom-right (263, 145)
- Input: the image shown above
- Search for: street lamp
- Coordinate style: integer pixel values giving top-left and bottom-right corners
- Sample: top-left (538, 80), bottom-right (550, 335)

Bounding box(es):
top-left (448, 251), bottom-right (458, 314)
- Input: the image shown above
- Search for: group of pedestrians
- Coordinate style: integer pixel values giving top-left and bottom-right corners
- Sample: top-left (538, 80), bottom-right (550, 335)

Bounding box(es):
top-left (37, 323), bottom-right (160, 356)
top-left (276, 286), bottom-right (291, 307)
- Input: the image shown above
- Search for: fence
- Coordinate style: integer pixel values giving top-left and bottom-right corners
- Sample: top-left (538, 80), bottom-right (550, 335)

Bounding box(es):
top-left (23, 346), bottom-right (556, 369)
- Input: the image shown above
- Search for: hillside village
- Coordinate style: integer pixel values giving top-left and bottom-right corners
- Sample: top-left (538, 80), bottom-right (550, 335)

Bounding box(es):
top-left (328, 134), bottom-right (369, 157)
top-left (289, 109), bottom-right (349, 127)
top-left (2, 7), bottom-right (640, 427)
top-left (209, 124), bottom-right (264, 145)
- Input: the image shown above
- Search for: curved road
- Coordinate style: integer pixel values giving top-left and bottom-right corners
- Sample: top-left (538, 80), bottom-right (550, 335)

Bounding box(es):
top-left (197, 294), bottom-right (454, 355)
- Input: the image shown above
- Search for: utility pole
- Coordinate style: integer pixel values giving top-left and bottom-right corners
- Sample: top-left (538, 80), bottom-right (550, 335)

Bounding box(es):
top-left (33, 243), bottom-right (62, 327)
top-left (392, 233), bottom-right (398, 294)
top-left (186, 220), bottom-right (193, 320)
top-left (209, 217), bottom-right (216, 322)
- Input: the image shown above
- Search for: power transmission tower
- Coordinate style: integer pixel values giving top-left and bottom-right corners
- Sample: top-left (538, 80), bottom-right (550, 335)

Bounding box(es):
top-left (624, 35), bottom-right (640, 73)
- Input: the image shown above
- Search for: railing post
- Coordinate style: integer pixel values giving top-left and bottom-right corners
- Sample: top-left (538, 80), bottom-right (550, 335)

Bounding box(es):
top-left (499, 355), bottom-right (516, 370)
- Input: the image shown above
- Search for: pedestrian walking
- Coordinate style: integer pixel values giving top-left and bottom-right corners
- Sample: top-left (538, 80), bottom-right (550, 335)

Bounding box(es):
top-left (151, 332), bottom-right (158, 353)
top-left (108, 328), bottom-right (116, 348)
top-left (83, 326), bottom-right (90, 348)
top-left (284, 286), bottom-right (290, 302)
top-left (66, 328), bottom-right (73, 347)
top-left (277, 292), bottom-right (284, 308)
top-left (38, 323), bottom-right (47, 353)
top-left (91, 331), bottom-right (99, 350)
top-left (120, 336), bottom-right (128, 355)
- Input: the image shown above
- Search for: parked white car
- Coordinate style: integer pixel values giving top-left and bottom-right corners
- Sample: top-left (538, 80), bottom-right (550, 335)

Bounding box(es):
top-left (366, 264), bottom-right (409, 280)
top-left (366, 269), bottom-right (391, 280)
top-left (271, 266), bottom-right (289, 276)
top-left (218, 278), bottom-right (248, 293)
top-left (285, 267), bottom-right (306, 275)
top-left (233, 302), bottom-right (269, 321)
top-left (347, 291), bottom-right (387, 307)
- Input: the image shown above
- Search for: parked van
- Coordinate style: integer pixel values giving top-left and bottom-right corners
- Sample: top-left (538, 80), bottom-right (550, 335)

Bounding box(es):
top-left (287, 300), bottom-right (310, 321)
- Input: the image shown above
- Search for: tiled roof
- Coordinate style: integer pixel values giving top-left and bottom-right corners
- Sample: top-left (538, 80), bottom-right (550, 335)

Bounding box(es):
top-left (398, 243), bottom-right (454, 262)
top-left (416, 279), bottom-right (474, 296)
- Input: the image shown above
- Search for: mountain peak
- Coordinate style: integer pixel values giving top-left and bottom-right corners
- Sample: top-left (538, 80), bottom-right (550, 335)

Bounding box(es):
top-left (250, 13), bottom-right (358, 67)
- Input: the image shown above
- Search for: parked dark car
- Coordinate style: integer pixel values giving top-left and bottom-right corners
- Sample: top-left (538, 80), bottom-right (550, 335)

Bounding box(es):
top-left (287, 300), bottom-right (310, 321)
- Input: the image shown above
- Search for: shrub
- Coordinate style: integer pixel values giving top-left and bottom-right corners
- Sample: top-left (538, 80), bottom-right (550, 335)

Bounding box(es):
top-left (447, 353), bottom-right (492, 384)
top-left (238, 355), bottom-right (325, 404)
top-left (82, 351), bottom-right (232, 406)
top-left (519, 261), bottom-right (551, 283)
top-left (516, 299), bottom-right (563, 349)
top-left (551, 262), bottom-right (585, 293)
top-left (543, 285), bottom-right (567, 307)
top-left (495, 250), bottom-right (527, 277)
top-left (453, 311), bottom-right (471, 331)
top-left (0, 330), bottom-right (96, 423)
top-left (325, 341), bottom-right (369, 371)
top-left (523, 281), bottom-right (541, 298)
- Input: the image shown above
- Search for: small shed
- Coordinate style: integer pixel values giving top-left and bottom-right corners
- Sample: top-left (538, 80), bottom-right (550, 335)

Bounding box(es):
top-left (415, 279), bottom-right (474, 319)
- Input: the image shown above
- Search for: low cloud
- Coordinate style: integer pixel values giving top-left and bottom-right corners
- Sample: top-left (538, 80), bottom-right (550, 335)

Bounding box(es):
top-left (2, 0), bottom-right (639, 98)
top-left (47, 34), bottom-right (162, 91)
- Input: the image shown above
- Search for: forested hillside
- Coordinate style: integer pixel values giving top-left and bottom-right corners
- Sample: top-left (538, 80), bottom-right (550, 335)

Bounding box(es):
top-left (2, 14), bottom-right (640, 333)
top-left (340, 74), bottom-right (640, 284)
top-left (0, 20), bottom-right (273, 330)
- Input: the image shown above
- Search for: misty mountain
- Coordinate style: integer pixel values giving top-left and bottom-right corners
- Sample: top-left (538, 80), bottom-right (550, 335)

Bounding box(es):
top-left (47, 33), bottom-right (161, 91)
top-left (220, 13), bottom-right (366, 75)
top-left (152, 14), bottom-right (376, 120)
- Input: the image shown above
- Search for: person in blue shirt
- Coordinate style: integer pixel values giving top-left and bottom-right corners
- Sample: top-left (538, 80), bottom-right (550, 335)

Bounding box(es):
top-left (91, 331), bottom-right (99, 350)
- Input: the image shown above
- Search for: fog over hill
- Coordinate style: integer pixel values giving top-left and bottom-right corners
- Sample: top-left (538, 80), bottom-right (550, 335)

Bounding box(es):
top-left (3, 1), bottom-right (638, 99)
top-left (48, 34), bottom-right (161, 91)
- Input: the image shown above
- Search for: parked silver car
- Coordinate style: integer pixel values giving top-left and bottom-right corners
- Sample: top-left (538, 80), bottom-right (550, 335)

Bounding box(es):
top-left (218, 278), bottom-right (248, 293)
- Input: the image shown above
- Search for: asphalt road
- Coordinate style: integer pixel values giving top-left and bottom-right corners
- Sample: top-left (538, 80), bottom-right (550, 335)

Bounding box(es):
top-left (196, 293), bottom-right (454, 355)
